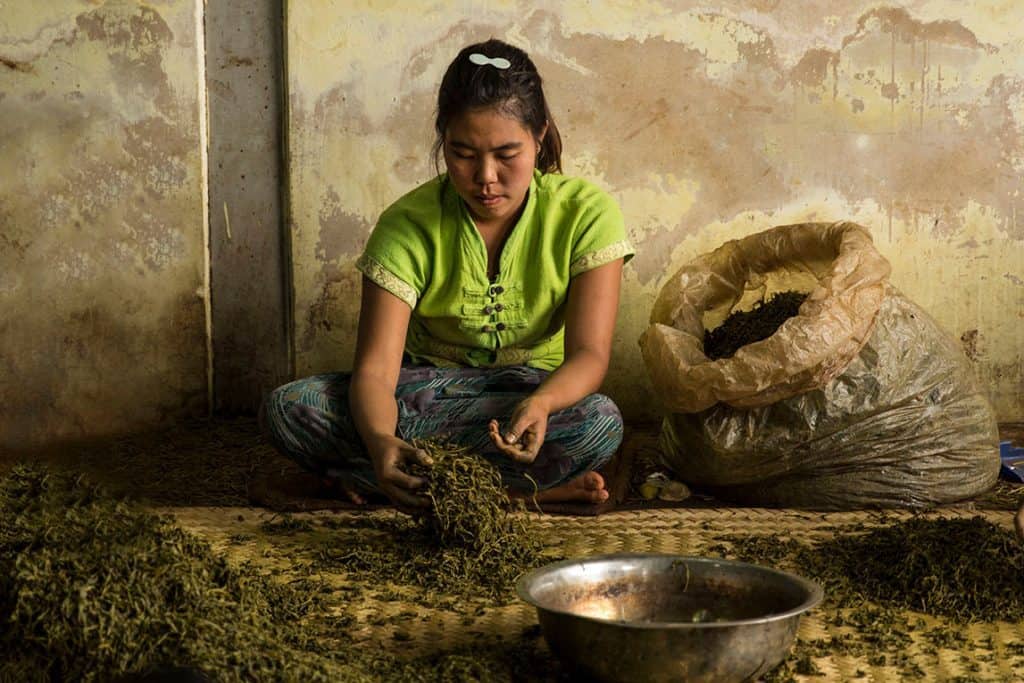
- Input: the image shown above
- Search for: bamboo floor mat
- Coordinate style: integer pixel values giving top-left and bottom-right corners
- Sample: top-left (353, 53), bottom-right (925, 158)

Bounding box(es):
top-left (167, 505), bottom-right (1024, 682)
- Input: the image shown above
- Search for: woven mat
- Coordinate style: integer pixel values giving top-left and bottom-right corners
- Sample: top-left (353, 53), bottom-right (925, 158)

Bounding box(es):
top-left (167, 504), bottom-right (1024, 682)
top-left (8, 419), bottom-right (1023, 678)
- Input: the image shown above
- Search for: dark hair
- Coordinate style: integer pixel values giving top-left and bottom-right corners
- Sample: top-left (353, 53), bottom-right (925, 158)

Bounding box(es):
top-left (432, 39), bottom-right (562, 175)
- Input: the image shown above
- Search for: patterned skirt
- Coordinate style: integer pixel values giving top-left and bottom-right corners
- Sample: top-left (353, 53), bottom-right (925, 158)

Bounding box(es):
top-left (260, 365), bottom-right (624, 493)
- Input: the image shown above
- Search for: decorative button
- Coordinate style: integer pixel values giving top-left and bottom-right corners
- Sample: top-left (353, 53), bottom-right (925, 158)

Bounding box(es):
top-left (489, 285), bottom-right (504, 295)
top-left (481, 324), bottom-right (492, 333)
top-left (494, 303), bottom-right (504, 312)
top-left (483, 305), bottom-right (494, 314)
top-left (496, 322), bottom-right (506, 331)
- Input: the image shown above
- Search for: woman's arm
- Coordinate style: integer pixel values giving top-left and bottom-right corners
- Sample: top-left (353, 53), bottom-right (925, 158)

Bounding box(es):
top-left (349, 276), bottom-right (432, 508)
top-left (489, 258), bottom-right (625, 461)
top-left (538, 257), bottom-right (624, 409)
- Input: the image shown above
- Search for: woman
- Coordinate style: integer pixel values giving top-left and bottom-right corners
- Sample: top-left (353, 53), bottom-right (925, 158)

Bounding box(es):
top-left (262, 39), bottom-right (634, 511)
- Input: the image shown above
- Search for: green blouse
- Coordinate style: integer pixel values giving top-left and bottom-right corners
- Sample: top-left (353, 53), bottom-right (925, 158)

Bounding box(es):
top-left (355, 170), bottom-right (635, 370)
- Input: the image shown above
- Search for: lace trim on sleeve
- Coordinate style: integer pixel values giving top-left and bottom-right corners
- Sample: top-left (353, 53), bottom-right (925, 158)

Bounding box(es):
top-left (569, 240), bottom-right (635, 278)
top-left (355, 254), bottom-right (418, 308)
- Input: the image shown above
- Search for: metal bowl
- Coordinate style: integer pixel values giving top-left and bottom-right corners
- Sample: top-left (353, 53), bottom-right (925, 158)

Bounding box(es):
top-left (516, 553), bottom-right (823, 683)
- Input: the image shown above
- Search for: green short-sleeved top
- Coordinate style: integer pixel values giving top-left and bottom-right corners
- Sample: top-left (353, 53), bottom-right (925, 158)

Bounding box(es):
top-left (355, 170), bottom-right (635, 370)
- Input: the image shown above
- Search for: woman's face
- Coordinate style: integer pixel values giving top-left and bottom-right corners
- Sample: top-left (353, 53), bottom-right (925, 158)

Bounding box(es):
top-left (443, 106), bottom-right (543, 228)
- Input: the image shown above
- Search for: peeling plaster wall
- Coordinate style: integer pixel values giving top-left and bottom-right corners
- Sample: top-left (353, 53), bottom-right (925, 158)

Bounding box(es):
top-left (286, 1), bottom-right (1024, 421)
top-left (0, 1), bottom-right (210, 451)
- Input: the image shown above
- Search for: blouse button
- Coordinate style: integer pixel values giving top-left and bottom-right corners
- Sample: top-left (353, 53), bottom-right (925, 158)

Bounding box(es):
top-left (490, 285), bottom-right (504, 295)
top-left (496, 322), bottom-right (507, 331)
top-left (494, 303), bottom-right (504, 312)
top-left (481, 324), bottom-right (492, 333)
top-left (483, 305), bottom-right (494, 314)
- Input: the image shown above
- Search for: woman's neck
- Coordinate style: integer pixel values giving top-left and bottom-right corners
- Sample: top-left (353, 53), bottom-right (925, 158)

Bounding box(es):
top-left (473, 213), bottom-right (516, 238)
top-left (473, 200), bottom-right (527, 281)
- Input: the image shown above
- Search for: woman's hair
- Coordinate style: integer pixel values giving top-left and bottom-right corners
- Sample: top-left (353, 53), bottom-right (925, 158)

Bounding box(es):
top-left (433, 39), bottom-right (562, 174)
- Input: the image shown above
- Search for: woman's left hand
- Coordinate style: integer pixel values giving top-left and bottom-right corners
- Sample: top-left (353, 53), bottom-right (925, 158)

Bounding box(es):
top-left (489, 396), bottom-right (550, 464)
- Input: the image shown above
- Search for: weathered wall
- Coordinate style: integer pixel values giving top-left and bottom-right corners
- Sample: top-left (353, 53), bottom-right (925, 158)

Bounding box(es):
top-left (0, 1), bottom-right (210, 451)
top-left (287, 1), bottom-right (1023, 421)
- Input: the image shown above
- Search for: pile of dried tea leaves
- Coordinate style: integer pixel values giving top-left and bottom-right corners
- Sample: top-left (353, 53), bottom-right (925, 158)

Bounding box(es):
top-left (0, 463), bottom-right (566, 682)
top-left (703, 290), bottom-right (807, 360)
top-left (319, 440), bottom-right (546, 607)
top-left (817, 516), bottom-right (1024, 621)
top-left (714, 515), bottom-right (1024, 681)
top-left (719, 516), bottom-right (1024, 622)
top-left (0, 463), bottom-right (347, 681)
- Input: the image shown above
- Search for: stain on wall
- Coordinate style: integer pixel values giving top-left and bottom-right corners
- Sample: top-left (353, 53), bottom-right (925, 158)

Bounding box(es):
top-left (286, 1), bottom-right (1023, 421)
top-left (0, 1), bottom-right (209, 451)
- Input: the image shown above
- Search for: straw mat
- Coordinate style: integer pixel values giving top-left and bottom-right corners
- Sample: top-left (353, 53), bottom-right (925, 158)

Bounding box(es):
top-left (168, 504), bottom-right (1024, 682)
top-left (6, 419), bottom-right (1023, 679)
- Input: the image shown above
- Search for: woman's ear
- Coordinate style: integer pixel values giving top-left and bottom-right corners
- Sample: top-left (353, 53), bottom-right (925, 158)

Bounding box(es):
top-left (536, 122), bottom-right (549, 155)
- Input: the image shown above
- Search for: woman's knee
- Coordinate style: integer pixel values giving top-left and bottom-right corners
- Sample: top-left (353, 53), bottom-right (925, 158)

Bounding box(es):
top-left (259, 381), bottom-right (300, 453)
top-left (546, 393), bottom-right (625, 470)
top-left (581, 393), bottom-right (625, 465)
top-left (259, 375), bottom-right (350, 455)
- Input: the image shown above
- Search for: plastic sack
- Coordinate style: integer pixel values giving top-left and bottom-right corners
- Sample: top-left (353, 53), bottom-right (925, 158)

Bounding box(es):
top-left (639, 222), bottom-right (999, 509)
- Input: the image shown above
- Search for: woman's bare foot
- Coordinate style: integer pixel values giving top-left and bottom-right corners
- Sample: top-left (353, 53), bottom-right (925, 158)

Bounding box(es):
top-left (322, 477), bottom-right (366, 505)
top-left (513, 471), bottom-right (609, 504)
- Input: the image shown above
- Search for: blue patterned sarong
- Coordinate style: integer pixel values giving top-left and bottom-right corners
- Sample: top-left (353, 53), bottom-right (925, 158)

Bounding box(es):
top-left (261, 365), bottom-right (624, 494)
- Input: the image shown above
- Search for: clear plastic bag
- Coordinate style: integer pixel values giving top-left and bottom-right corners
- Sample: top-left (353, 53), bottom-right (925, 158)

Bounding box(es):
top-left (640, 223), bottom-right (999, 509)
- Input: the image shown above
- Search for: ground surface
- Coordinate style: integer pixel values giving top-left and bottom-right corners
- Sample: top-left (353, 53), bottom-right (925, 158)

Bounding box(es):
top-left (5, 419), bottom-right (1024, 681)
top-left (167, 504), bottom-right (1024, 682)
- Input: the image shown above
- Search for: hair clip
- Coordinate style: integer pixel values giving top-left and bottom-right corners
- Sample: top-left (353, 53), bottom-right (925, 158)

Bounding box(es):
top-left (469, 53), bottom-right (511, 70)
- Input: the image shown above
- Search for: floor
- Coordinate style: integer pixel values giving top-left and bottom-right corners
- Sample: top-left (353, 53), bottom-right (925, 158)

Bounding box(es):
top-left (5, 418), bottom-right (1024, 681)
top-left (166, 503), bottom-right (1023, 681)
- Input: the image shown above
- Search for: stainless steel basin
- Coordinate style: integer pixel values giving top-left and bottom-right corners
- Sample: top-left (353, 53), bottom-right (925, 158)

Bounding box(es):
top-left (516, 553), bottom-right (823, 683)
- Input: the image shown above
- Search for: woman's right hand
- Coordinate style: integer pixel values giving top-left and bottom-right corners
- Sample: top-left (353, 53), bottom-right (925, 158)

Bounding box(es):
top-left (366, 434), bottom-right (433, 512)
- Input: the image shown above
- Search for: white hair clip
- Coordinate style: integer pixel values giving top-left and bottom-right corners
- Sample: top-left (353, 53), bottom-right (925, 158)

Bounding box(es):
top-left (469, 52), bottom-right (511, 70)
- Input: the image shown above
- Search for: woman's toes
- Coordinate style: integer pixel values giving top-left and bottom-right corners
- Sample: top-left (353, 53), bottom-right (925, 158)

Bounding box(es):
top-left (525, 472), bottom-right (611, 504)
top-left (321, 477), bottom-right (366, 505)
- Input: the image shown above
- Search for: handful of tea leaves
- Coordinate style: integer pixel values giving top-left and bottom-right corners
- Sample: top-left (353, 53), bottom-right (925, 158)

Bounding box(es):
top-left (321, 439), bottom-right (545, 605)
top-left (409, 440), bottom-right (534, 548)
